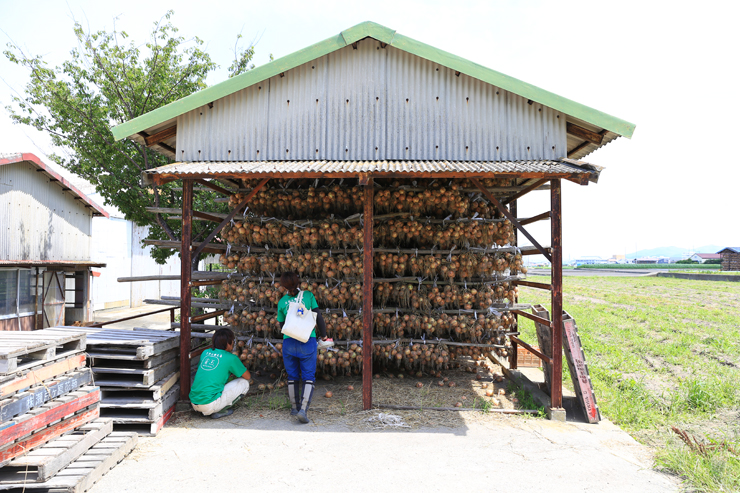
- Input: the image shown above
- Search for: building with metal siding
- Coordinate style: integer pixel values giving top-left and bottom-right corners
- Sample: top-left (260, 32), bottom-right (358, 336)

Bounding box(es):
top-left (0, 153), bottom-right (107, 330)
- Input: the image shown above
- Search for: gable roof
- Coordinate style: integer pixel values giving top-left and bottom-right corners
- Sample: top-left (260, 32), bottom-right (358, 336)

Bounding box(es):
top-left (0, 153), bottom-right (109, 217)
top-left (111, 21), bottom-right (635, 146)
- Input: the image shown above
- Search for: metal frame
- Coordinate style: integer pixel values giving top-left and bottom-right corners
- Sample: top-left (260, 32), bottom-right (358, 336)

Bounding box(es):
top-left (172, 171), bottom-right (569, 414)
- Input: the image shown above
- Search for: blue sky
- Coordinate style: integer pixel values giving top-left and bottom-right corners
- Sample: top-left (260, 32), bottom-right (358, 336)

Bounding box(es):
top-left (1, 0), bottom-right (738, 259)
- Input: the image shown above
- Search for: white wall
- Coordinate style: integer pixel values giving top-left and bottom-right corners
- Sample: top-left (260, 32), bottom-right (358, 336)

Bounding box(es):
top-left (89, 198), bottom-right (181, 311)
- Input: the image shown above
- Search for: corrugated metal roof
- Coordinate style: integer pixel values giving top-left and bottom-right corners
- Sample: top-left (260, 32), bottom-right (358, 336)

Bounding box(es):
top-left (143, 159), bottom-right (601, 181)
top-left (112, 21), bottom-right (635, 145)
top-left (0, 153), bottom-right (109, 217)
top-left (0, 260), bottom-right (106, 268)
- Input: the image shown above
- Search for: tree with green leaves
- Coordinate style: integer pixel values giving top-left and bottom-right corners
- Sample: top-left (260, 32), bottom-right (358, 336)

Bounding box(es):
top-left (4, 11), bottom-right (262, 264)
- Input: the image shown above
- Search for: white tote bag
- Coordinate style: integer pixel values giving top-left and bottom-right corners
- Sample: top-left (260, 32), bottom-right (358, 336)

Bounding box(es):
top-left (281, 290), bottom-right (317, 343)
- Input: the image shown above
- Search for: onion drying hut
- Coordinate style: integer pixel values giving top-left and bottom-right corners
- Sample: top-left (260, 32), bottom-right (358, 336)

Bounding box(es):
top-left (111, 22), bottom-right (634, 417)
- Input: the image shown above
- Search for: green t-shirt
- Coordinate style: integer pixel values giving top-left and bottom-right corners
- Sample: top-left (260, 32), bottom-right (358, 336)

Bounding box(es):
top-left (277, 290), bottom-right (319, 340)
top-left (189, 348), bottom-right (247, 405)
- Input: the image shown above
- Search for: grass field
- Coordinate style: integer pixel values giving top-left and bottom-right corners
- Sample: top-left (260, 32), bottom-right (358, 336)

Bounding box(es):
top-left (518, 276), bottom-right (740, 492)
top-left (574, 263), bottom-right (721, 270)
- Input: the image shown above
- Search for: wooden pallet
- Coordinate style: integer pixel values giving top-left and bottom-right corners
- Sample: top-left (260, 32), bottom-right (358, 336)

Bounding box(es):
top-left (0, 388), bottom-right (100, 461)
top-left (101, 385), bottom-right (179, 424)
top-left (0, 431), bottom-right (138, 492)
top-left (112, 402), bottom-right (176, 436)
top-left (0, 419), bottom-right (113, 483)
top-left (0, 330), bottom-right (86, 374)
top-left (0, 369), bottom-right (93, 423)
top-left (91, 358), bottom-right (178, 388)
top-left (87, 347), bottom-right (178, 370)
top-left (0, 354), bottom-right (87, 399)
top-left (44, 327), bottom-right (179, 360)
top-left (100, 371), bottom-right (179, 402)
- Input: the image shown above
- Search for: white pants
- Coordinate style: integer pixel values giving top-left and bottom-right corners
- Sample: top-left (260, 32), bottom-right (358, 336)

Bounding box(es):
top-left (191, 378), bottom-right (250, 415)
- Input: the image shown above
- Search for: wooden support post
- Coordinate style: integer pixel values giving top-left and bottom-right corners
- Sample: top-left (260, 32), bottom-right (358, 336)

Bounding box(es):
top-left (180, 180), bottom-right (194, 402)
top-left (362, 178), bottom-right (374, 410)
top-left (550, 179), bottom-right (563, 410)
top-left (509, 199), bottom-right (518, 370)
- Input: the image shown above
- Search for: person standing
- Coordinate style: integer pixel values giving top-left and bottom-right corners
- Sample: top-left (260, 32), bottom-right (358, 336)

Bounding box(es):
top-left (277, 272), bottom-right (332, 423)
top-left (190, 328), bottom-right (251, 419)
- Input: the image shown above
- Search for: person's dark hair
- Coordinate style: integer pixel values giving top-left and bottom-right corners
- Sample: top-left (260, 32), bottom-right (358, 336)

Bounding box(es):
top-left (212, 328), bottom-right (235, 350)
top-left (280, 271), bottom-right (300, 296)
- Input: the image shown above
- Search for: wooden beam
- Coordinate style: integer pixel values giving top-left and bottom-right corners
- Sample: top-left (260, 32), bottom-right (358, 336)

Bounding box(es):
top-left (362, 178), bottom-right (374, 411)
top-left (568, 129), bottom-right (607, 158)
top-left (144, 125), bottom-right (177, 147)
top-left (519, 211), bottom-right (551, 226)
top-left (470, 178), bottom-right (552, 263)
top-left (550, 178), bottom-right (564, 410)
top-left (511, 309), bottom-right (552, 328)
top-left (512, 279), bottom-right (552, 291)
top-left (180, 180), bottom-right (193, 402)
top-left (190, 177), bottom-right (270, 263)
top-left (194, 179), bottom-right (234, 196)
top-left (566, 122), bottom-right (603, 145)
top-left (191, 309), bottom-right (226, 323)
top-left (510, 335), bottom-right (553, 365)
top-left (503, 179), bottom-right (548, 205)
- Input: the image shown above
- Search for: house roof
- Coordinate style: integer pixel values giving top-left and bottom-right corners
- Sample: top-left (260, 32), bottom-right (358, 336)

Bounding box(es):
top-left (111, 21), bottom-right (635, 154)
top-left (693, 253), bottom-right (721, 259)
top-left (0, 153), bottom-right (109, 217)
top-left (718, 247), bottom-right (740, 254)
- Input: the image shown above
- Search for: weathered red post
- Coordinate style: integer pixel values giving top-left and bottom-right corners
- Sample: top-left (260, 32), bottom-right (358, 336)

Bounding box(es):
top-left (362, 176), bottom-right (374, 410)
top-left (550, 179), bottom-right (563, 409)
top-left (180, 179), bottom-right (194, 401)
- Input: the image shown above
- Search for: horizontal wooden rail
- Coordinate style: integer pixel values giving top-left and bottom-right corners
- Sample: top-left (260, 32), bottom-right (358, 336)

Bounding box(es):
top-left (190, 309), bottom-right (226, 323)
top-left (509, 335), bottom-right (552, 365)
top-left (512, 280), bottom-right (552, 290)
top-left (519, 211), bottom-right (551, 226)
top-left (88, 307), bottom-right (176, 328)
top-left (510, 309), bottom-right (551, 328)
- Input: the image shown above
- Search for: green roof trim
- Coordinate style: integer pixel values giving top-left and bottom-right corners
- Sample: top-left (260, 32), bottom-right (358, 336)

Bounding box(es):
top-left (111, 21), bottom-right (635, 141)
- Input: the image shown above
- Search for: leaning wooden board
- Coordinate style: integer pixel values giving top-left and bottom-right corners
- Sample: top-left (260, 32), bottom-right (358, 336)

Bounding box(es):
top-left (562, 311), bottom-right (601, 423)
top-left (0, 431), bottom-right (138, 492)
top-left (0, 330), bottom-right (86, 374)
top-left (0, 419), bottom-right (113, 483)
top-left (0, 369), bottom-right (92, 423)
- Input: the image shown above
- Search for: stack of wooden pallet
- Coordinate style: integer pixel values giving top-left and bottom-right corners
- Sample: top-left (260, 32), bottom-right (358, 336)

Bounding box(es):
top-left (0, 329), bottom-right (137, 492)
top-left (44, 327), bottom-right (180, 436)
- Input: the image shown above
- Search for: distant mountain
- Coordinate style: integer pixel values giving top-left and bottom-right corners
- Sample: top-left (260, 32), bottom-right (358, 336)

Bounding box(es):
top-left (627, 245), bottom-right (723, 259)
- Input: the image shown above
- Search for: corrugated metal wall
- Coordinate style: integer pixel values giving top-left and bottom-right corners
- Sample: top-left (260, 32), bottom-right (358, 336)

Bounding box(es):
top-left (177, 38), bottom-right (566, 162)
top-left (0, 162), bottom-right (92, 261)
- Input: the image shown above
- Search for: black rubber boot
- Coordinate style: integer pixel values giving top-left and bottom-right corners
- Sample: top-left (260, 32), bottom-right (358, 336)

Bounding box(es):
top-left (296, 380), bottom-right (315, 424)
top-left (288, 380), bottom-right (301, 416)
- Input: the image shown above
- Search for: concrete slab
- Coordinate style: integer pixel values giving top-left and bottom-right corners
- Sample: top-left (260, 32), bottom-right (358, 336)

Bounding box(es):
top-left (89, 409), bottom-right (679, 493)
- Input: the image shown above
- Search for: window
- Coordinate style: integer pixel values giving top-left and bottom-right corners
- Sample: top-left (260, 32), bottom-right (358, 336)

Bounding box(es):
top-left (0, 269), bottom-right (39, 319)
